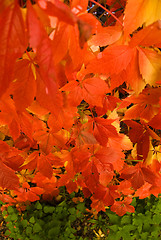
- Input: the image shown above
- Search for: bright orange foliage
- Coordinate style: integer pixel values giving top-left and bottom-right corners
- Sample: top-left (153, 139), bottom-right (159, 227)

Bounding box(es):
top-left (0, 0), bottom-right (161, 216)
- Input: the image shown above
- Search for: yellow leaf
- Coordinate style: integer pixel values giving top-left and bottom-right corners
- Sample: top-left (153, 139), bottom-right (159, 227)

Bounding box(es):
top-left (124, 0), bottom-right (161, 37)
top-left (138, 48), bottom-right (161, 85)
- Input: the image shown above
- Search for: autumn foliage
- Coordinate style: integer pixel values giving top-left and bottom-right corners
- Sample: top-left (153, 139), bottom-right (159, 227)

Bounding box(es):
top-left (0, 0), bottom-right (161, 216)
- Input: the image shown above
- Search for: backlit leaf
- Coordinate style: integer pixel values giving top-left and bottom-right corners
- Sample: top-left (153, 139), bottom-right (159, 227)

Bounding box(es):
top-left (0, 160), bottom-right (19, 190)
top-left (0, 2), bottom-right (27, 97)
top-left (124, 0), bottom-right (161, 37)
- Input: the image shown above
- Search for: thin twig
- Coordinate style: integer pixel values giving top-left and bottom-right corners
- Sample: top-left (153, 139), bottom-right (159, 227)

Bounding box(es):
top-left (89, 0), bottom-right (123, 27)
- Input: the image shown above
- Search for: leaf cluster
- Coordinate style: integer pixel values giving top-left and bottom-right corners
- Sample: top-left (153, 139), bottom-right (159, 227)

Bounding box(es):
top-left (1, 0), bottom-right (161, 217)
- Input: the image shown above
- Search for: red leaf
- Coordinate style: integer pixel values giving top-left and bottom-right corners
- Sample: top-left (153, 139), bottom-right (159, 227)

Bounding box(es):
top-left (72, 148), bottom-right (91, 173)
top-left (93, 118), bottom-right (119, 147)
top-left (37, 154), bottom-right (53, 179)
top-left (95, 146), bottom-right (124, 171)
top-left (111, 197), bottom-right (135, 216)
top-left (11, 59), bottom-right (36, 111)
top-left (0, 2), bottom-right (27, 97)
top-left (86, 45), bottom-right (134, 75)
top-left (120, 164), bottom-right (144, 189)
top-left (27, 1), bottom-right (58, 100)
top-left (62, 77), bottom-right (109, 107)
top-left (120, 163), bottom-right (158, 189)
top-left (0, 160), bottom-right (19, 190)
top-left (82, 161), bottom-right (99, 193)
top-left (130, 20), bottom-right (161, 48)
top-left (123, 0), bottom-right (161, 37)
top-left (89, 25), bottom-right (122, 47)
top-left (38, 0), bottom-right (77, 25)
top-left (148, 113), bottom-right (161, 129)
top-left (93, 184), bottom-right (114, 206)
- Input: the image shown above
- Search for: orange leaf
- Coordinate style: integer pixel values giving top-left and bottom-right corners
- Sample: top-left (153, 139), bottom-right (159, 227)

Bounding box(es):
top-left (111, 197), bottom-right (135, 216)
top-left (10, 59), bottom-right (36, 111)
top-left (27, 1), bottom-right (58, 99)
top-left (37, 154), bottom-right (53, 179)
top-left (62, 77), bottom-right (109, 107)
top-left (0, 2), bottom-right (27, 97)
top-left (89, 25), bottom-right (122, 47)
top-left (0, 160), bottom-right (19, 190)
top-left (138, 47), bottom-right (161, 86)
top-left (86, 45), bottom-right (134, 75)
top-left (93, 118), bottom-right (119, 147)
top-left (125, 48), bottom-right (145, 93)
top-left (124, 0), bottom-right (161, 37)
top-left (148, 113), bottom-right (161, 129)
top-left (130, 20), bottom-right (161, 48)
top-left (38, 0), bottom-right (77, 25)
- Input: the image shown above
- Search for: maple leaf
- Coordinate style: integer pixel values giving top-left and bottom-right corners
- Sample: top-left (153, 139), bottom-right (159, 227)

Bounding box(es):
top-left (111, 197), bottom-right (135, 216)
top-left (0, 160), bottom-right (19, 190)
top-left (47, 93), bottom-right (77, 132)
top-left (120, 163), bottom-right (158, 189)
top-left (14, 182), bottom-right (44, 202)
top-left (117, 180), bottom-right (134, 196)
top-left (0, 1), bottom-right (27, 97)
top-left (27, 100), bottom-right (49, 120)
top-left (82, 160), bottom-right (100, 193)
top-left (38, 0), bottom-right (78, 25)
top-left (65, 180), bottom-right (78, 194)
top-left (61, 77), bottom-right (109, 107)
top-left (17, 111), bottom-right (37, 140)
top-left (71, 0), bottom-right (89, 12)
top-left (0, 140), bottom-right (24, 172)
top-left (89, 25), bottom-right (122, 47)
top-left (36, 72), bottom-right (63, 115)
top-left (0, 95), bottom-right (20, 140)
top-left (93, 117), bottom-right (119, 147)
top-left (48, 109), bottom-right (75, 132)
top-left (94, 146), bottom-right (124, 172)
top-left (122, 87), bottom-right (161, 121)
top-left (51, 22), bottom-right (70, 65)
top-left (27, 1), bottom-right (58, 100)
top-left (125, 47), bottom-right (145, 93)
top-left (148, 113), bottom-right (161, 129)
top-left (68, 24), bottom-right (94, 69)
top-left (22, 152), bottom-right (53, 179)
top-left (129, 20), bottom-right (161, 48)
top-left (10, 59), bottom-right (36, 111)
top-left (86, 45), bottom-right (135, 76)
top-left (94, 157), bottom-right (114, 187)
top-left (72, 147), bottom-right (91, 173)
top-left (138, 47), bottom-right (161, 86)
top-left (32, 172), bottom-right (58, 201)
top-left (95, 95), bottom-right (120, 116)
top-left (134, 182), bottom-right (152, 199)
top-left (37, 154), bottom-right (53, 179)
top-left (92, 184), bottom-right (115, 209)
top-left (123, 119), bottom-right (160, 160)
top-left (71, 2), bottom-right (97, 49)
top-left (2, 149), bottom-right (24, 172)
top-left (124, 0), bottom-right (161, 37)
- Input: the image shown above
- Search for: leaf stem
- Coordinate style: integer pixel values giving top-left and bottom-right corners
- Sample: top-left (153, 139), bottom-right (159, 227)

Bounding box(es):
top-left (25, 50), bottom-right (33, 63)
top-left (89, 0), bottom-right (123, 27)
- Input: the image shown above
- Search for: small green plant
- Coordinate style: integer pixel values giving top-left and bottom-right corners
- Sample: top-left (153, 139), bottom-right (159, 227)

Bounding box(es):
top-left (2, 199), bottom-right (79, 240)
top-left (1, 192), bottom-right (161, 240)
top-left (106, 196), bottom-right (161, 240)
